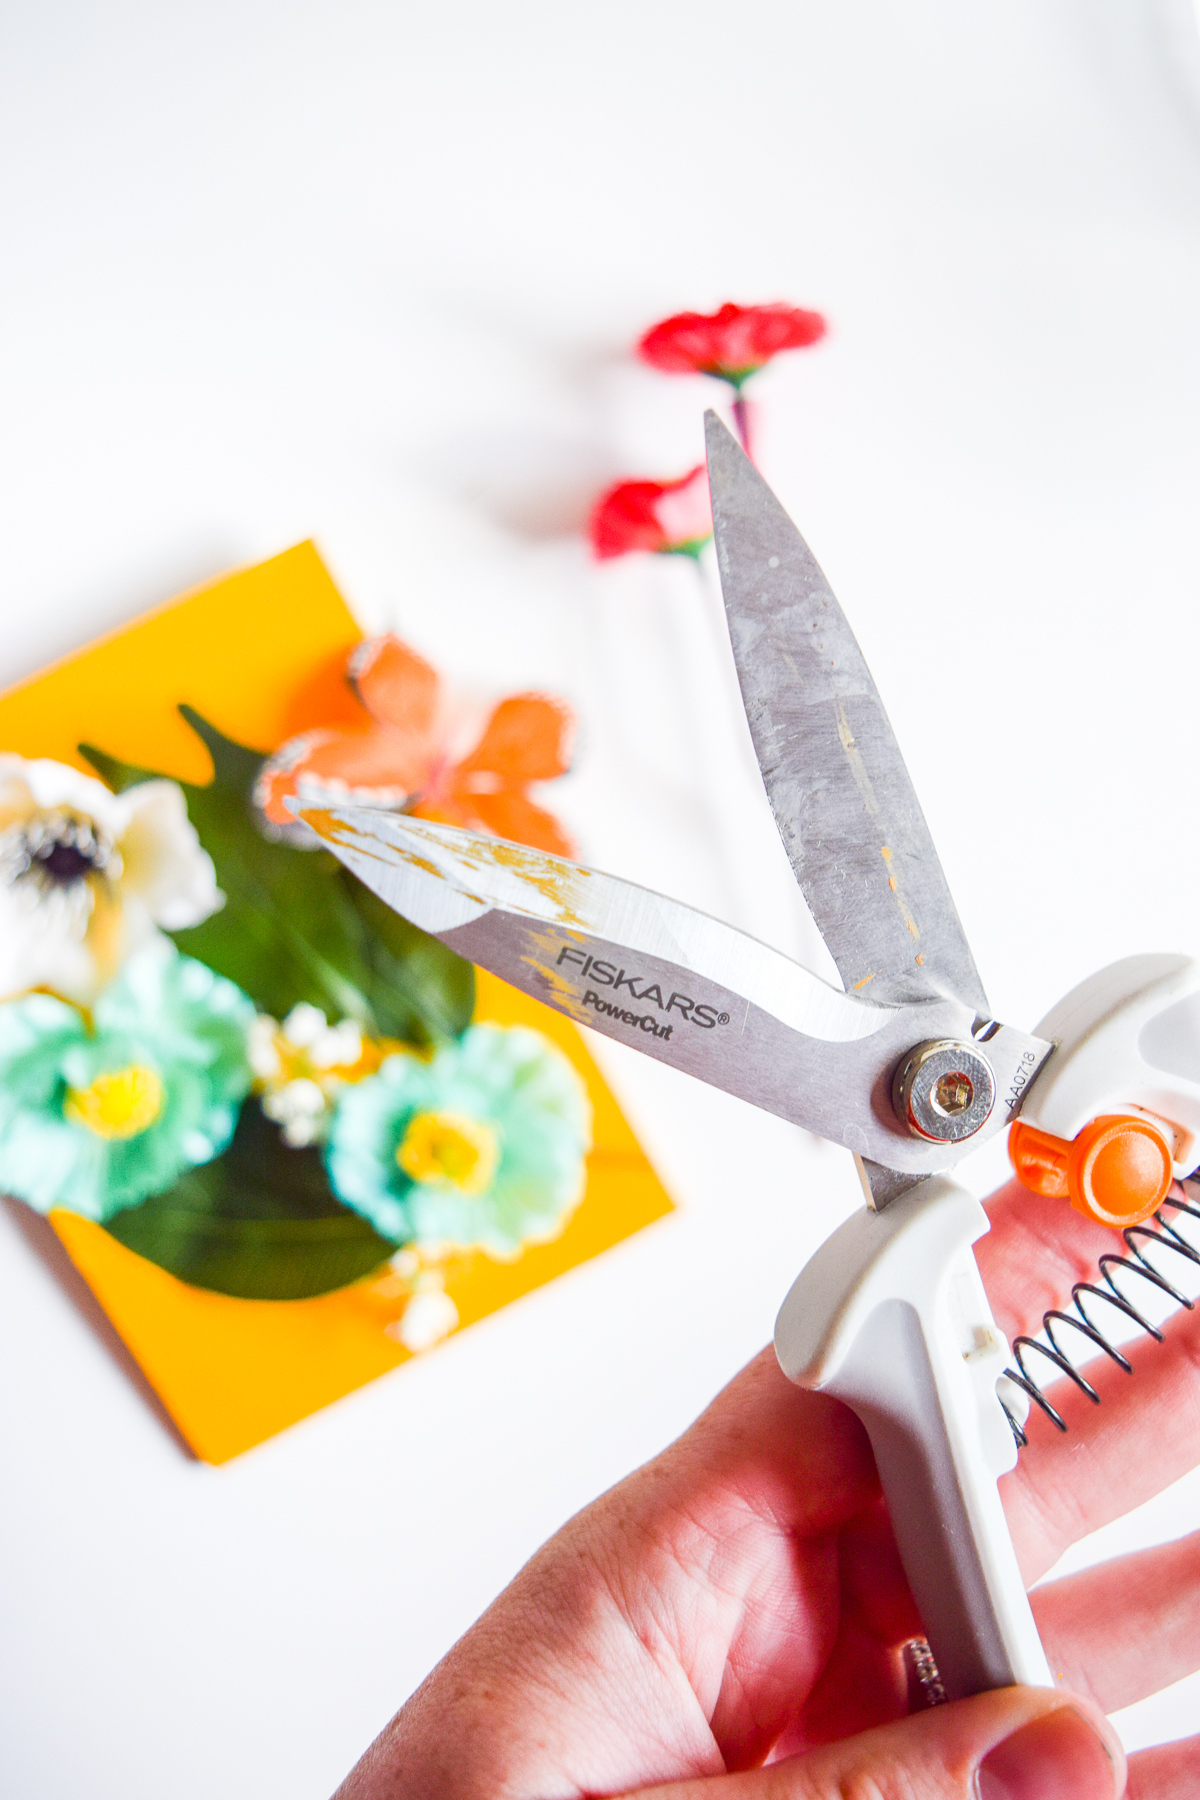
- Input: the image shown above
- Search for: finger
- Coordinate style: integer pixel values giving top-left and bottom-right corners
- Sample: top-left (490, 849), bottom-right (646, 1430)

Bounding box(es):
top-left (616, 1688), bottom-right (1123, 1800)
top-left (1032, 1528), bottom-right (1200, 1713)
top-left (976, 1179), bottom-right (1124, 1346)
top-left (1127, 1738), bottom-right (1200, 1800)
top-left (1003, 1295), bottom-right (1200, 1579)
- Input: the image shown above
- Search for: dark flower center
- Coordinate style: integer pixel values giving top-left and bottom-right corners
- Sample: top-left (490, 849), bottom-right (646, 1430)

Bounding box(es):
top-left (36, 840), bottom-right (100, 885)
top-left (0, 808), bottom-right (119, 899)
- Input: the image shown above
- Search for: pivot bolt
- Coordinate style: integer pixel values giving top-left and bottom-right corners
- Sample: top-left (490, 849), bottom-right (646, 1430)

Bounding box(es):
top-left (933, 1071), bottom-right (974, 1116)
top-left (893, 1039), bottom-right (996, 1144)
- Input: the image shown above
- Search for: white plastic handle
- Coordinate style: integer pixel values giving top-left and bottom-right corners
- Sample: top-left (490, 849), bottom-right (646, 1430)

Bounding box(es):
top-left (1021, 953), bottom-right (1200, 1178)
top-left (774, 1177), bottom-right (1052, 1700)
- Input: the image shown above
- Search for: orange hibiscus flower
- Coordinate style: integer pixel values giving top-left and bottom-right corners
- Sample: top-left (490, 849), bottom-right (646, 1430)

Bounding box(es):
top-left (255, 635), bottom-right (576, 858)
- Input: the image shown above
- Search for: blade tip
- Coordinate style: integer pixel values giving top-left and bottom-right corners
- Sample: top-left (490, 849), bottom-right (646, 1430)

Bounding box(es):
top-left (703, 408), bottom-right (734, 455)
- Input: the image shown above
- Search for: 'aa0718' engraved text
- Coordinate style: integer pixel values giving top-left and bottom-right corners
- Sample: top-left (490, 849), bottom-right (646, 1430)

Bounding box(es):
top-left (1005, 1049), bottom-right (1039, 1115)
top-left (557, 944), bottom-right (723, 1029)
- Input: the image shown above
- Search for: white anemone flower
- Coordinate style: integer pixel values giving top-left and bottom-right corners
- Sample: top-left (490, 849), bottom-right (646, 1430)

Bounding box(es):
top-left (0, 756), bottom-right (222, 1004)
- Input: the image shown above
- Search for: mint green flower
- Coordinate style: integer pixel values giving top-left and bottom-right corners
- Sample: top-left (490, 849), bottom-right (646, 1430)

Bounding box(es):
top-left (326, 1024), bottom-right (592, 1257)
top-left (0, 944), bottom-right (254, 1221)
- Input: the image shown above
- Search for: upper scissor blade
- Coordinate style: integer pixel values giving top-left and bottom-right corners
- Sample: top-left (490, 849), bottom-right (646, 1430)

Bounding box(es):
top-left (295, 804), bottom-right (1050, 1177)
top-left (705, 411), bottom-right (987, 1014)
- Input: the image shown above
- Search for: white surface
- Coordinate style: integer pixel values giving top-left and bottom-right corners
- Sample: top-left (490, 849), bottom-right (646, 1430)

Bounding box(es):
top-left (2, 1), bottom-right (1200, 1791)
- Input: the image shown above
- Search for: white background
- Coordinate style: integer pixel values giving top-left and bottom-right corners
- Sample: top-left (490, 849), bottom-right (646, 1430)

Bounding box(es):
top-left (3, 1), bottom-right (1200, 1792)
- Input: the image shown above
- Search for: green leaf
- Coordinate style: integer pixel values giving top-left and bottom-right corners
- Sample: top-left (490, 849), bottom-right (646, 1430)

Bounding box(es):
top-left (178, 703), bottom-right (264, 793)
top-left (77, 742), bottom-right (157, 795)
top-left (79, 710), bottom-right (475, 1045)
top-left (104, 1098), bottom-right (399, 1299)
top-left (338, 873), bottom-right (475, 1043)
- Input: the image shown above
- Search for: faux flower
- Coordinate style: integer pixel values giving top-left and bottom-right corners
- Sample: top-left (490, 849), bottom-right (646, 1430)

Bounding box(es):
top-left (379, 1249), bottom-right (461, 1352)
top-left (0, 755), bottom-right (222, 1004)
top-left (255, 635), bottom-right (576, 858)
top-left (325, 1023), bottom-right (591, 1258)
top-left (390, 1278), bottom-right (459, 1352)
top-left (0, 943), bottom-right (254, 1221)
top-left (588, 465), bottom-right (712, 561)
top-left (248, 1002), bottom-right (396, 1146)
top-left (638, 301), bottom-right (827, 390)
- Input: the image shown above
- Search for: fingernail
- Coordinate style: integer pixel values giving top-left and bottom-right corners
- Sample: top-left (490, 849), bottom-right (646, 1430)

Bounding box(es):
top-left (977, 1707), bottom-right (1118, 1800)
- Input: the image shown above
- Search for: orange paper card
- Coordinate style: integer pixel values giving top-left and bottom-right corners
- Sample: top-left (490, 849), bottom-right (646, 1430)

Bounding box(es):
top-left (0, 545), bottom-right (673, 1462)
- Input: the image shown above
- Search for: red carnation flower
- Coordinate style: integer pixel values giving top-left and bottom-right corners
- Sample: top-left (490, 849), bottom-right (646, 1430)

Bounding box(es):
top-left (638, 301), bottom-right (827, 390)
top-left (588, 465), bottom-right (712, 561)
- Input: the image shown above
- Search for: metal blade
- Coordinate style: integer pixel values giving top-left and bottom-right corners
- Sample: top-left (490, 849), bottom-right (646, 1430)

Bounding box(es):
top-left (298, 804), bottom-right (1050, 1178)
top-left (705, 411), bottom-right (987, 1016)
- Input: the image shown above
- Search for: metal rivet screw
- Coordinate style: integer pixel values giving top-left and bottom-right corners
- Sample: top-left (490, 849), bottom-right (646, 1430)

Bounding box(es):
top-left (932, 1071), bottom-right (974, 1116)
top-left (892, 1039), bottom-right (996, 1144)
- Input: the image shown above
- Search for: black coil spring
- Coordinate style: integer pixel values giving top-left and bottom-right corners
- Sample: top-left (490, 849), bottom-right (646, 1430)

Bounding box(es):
top-left (999, 1182), bottom-right (1200, 1447)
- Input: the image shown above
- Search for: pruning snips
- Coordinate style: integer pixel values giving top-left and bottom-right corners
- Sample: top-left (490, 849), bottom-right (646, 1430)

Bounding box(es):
top-left (296, 414), bottom-right (1200, 1701)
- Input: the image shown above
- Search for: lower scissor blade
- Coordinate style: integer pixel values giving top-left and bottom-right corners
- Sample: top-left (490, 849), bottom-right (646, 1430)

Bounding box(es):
top-left (297, 804), bottom-right (1051, 1177)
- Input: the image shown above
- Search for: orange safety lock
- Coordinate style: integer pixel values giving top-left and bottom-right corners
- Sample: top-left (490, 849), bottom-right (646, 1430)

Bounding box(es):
top-left (1009, 1113), bottom-right (1173, 1230)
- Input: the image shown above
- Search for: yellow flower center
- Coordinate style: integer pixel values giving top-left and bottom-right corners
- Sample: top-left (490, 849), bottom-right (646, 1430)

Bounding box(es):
top-left (64, 1064), bottom-right (164, 1140)
top-left (396, 1110), bottom-right (499, 1196)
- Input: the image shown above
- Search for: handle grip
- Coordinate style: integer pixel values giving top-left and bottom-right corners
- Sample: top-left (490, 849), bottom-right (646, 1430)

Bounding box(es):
top-left (774, 1177), bottom-right (1052, 1701)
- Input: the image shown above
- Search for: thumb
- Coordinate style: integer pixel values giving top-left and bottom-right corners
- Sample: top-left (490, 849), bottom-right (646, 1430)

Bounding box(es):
top-left (621, 1686), bottom-right (1126, 1800)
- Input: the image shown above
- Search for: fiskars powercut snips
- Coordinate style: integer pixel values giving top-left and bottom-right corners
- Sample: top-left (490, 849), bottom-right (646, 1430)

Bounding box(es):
top-left (295, 412), bottom-right (1200, 1702)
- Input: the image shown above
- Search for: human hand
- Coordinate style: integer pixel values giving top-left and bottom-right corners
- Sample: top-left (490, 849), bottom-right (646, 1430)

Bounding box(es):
top-left (333, 1179), bottom-right (1200, 1799)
